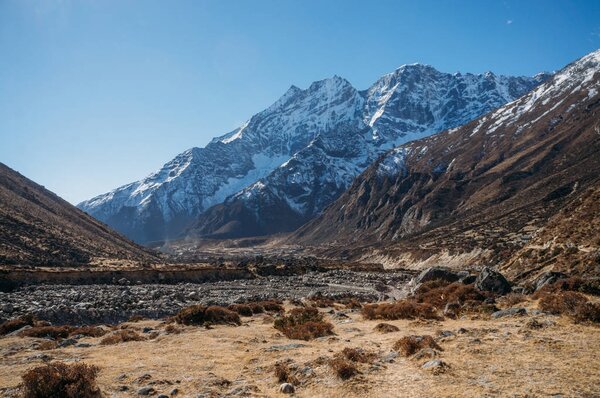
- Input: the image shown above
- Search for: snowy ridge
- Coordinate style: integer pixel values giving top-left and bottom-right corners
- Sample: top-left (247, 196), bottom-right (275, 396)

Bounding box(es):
top-left (79, 63), bottom-right (549, 243)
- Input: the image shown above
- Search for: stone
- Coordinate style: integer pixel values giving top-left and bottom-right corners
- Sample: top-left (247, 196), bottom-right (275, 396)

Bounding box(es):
top-left (76, 342), bottom-right (92, 348)
top-left (279, 383), bottom-right (295, 394)
top-left (534, 272), bottom-right (568, 291)
top-left (138, 386), bottom-right (155, 396)
top-left (58, 338), bottom-right (77, 347)
top-left (491, 307), bottom-right (527, 319)
top-left (414, 267), bottom-right (460, 285)
top-left (380, 351), bottom-right (398, 363)
top-left (413, 348), bottom-right (439, 360)
top-left (421, 359), bottom-right (449, 373)
top-left (475, 267), bottom-right (512, 295)
top-left (266, 343), bottom-right (306, 352)
top-left (157, 395), bottom-right (169, 398)
top-left (443, 302), bottom-right (461, 318)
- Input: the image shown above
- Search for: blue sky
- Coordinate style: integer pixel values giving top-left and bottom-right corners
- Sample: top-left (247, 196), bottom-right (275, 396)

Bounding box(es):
top-left (1, 0), bottom-right (599, 204)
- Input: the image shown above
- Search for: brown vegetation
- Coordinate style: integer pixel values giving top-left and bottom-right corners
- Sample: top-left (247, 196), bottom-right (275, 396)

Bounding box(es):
top-left (19, 326), bottom-right (72, 340)
top-left (413, 281), bottom-right (488, 308)
top-left (329, 358), bottom-right (358, 380)
top-left (99, 329), bottom-right (146, 345)
top-left (0, 314), bottom-right (39, 336)
top-left (362, 301), bottom-right (439, 320)
top-left (537, 291), bottom-right (600, 323)
top-left (337, 347), bottom-right (377, 363)
top-left (374, 323), bottom-right (400, 333)
top-left (228, 304), bottom-right (254, 317)
top-left (21, 362), bottom-right (101, 398)
top-left (393, 335), bottom-right (443, 357)
top-left (273, 307), bottom-right (334, 340)
top-left (274, 362), bottom-right (299, 385)
top-left (175, 305), bottom-right (241, 326)
top-left (535, 277), bottom-right (600, 296)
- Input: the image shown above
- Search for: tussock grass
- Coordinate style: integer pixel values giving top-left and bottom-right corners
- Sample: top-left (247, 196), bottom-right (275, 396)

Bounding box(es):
top-left (21, 362), bottom-right (101, 398)
top-left (393, 335), bottom-right (442, 357)
top-left (362, 301), bottom-right (439, 320)
top-left (99, 330), bottom-right (146, 345)
top-left (274, 307), bottom-right (334, 340)
top-left (175, 305), bottom-right (241, 326)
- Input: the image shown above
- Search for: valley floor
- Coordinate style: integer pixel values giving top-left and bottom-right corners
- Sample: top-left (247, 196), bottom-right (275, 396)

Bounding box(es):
top-left (1, 300), bottom-right (599, 397)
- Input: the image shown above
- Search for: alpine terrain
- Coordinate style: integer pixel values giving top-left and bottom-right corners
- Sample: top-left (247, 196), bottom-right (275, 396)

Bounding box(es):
top-left (78, 67), bottom-right (548, 243)
top-left (292, 50), bottom-right (600, 280)
top-left (0, 163), bottom-right (157, 267)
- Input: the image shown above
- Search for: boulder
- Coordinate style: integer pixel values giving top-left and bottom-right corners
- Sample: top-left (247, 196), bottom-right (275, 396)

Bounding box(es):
top-left (279, 383), bottom-right (295, 394)
top-left (491, 307), bottom-right (527, 319)
top-left (475, 267), bottom-right (512, 295)
top-left (414, 267), bottom-right (460, 285)
top-left (534, 272), bottom-right (568, 291)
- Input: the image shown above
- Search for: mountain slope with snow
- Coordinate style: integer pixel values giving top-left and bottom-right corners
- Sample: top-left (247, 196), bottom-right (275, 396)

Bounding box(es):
top-left (79, 65), bottom-right (547, 243)
top-left (290, 50), bottom-right (600, 277)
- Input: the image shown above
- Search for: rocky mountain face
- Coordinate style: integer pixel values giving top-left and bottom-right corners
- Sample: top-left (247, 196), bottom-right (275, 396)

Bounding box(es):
top-left (79, 65), bottom-right (547, 243)
top-left (291, 50), bottom-right (600, 279)
top-left (0, 163), bottom-right (157, 266)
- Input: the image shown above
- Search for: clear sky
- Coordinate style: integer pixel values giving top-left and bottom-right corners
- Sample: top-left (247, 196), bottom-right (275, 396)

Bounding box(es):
top-left (1, 0), bottom-right (599, 204)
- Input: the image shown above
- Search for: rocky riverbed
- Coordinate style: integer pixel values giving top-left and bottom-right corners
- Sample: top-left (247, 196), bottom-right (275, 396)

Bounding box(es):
top-left (0, 270), bottom-right (411, 325)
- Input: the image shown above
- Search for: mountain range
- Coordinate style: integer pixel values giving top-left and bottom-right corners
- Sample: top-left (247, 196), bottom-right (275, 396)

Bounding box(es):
top-left (292, 49), bottom-right (600, 280)
top-left (78, 66), bottom-right (548, 243)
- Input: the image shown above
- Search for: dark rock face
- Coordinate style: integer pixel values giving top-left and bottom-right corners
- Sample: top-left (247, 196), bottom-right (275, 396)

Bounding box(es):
top-left (475, 267), bottom-right (512, 295)
top-left (414, 267), bottom-right (460, 285)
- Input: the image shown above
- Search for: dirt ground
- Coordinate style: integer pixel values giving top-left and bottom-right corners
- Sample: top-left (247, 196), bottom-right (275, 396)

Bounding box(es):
top-left (1, 301), bottom-right (599, 398)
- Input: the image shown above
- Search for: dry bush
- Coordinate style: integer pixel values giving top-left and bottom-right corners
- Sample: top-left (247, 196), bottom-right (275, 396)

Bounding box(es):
top-left (247, 303), bottom-right (265, 314)
top-left (341, 298), bottom-right (362, 309)
top-left (274, 307), bottom-right (334, 340)
top-left (309, 297), bottom-right (335, 308)
top-left (36, 341), bottom-right (58, 351)
top-left (0, 314), bottom-right (38, 336)
top-left (537, 277), bottom-right (600, 296)
top-left (99, 329), bottom-right (146, 345)
top-left (127, 315), bottom-right (145, 323)
top-left (538, 291), bottom-right (588, 315)
top-left (257, 300), bottom-right (284, 313)
top-left (175, 305), bottom-right (241, 326)
top-left (362, 301), bottom-right (439, 320)
top-left (21, 362), bottom-right (101, 398)
top-left (329, 358), bottom-right (358, 380)
top-left (501, 293), bottom-right (527, 306)
top-left (373, 323), bottom-right (399, 333)
top-left (228, 304), bottom-right (254, 317)
top-left (338, 347), bottom-right (377, 363)
top-left (274, 363), bottom-right (299, 385)
top-left (393, 335), bottom-right (442, 357)
top-left (19, 326), bottom-right (72, 340)
top-left (204, 306), bottom-right (242, 325)
top-left (164, 324), bottom-right (182, 334)
top-left (413, 282), bottom-right (487, 308)
top-left (69, 326), bottom-right (107, 338)
top-left (573, 302), bottom-right (600, 323)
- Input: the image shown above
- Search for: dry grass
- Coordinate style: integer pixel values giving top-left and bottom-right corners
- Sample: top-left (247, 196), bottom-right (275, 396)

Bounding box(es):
top-left (362, 301), bottom-right (439, 320)
top-left (127, 315), bottom-right (145, 323)
top-left (99, 330), bottom-right (146, 345)
top-left (175, 305), bottom-right (241, 326)
top-left (413, 282), bottom-right (488, 308)
top-left (536, 277), bottom-right (600, 296)
top-left (69, 326), bottom-right (108, 338)
top-left (337, 347), bottom-right (377, 363)
top-left (273, 307), bottom-right (334, 340)
top-left (164, 324), bottom-right (183, 334)
top-left (393, 335), bottom-right (443, 357)
top-left (373, 323), bottom-right (400, 333)
top-left (329, 358), bottom-right (358, 380)
top-left (538, 291), bottom-right (600, 323)
top-left (228, 304), bottom-right (254, 317)
top-left (21, 362), bottom-right (101, 398)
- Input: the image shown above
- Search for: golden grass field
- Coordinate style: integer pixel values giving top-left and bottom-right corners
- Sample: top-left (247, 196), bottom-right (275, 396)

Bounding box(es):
top-left (1, 299), bottom-right (599, 398)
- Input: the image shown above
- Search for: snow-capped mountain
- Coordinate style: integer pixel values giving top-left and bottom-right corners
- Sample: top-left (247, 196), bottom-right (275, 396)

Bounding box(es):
top-left (291, 49), bottom-right (600, 273)
top-left (79, 65), bottom-right (548, 243)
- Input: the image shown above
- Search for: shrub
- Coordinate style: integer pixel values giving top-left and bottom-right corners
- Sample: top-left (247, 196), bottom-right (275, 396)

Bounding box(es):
top-left (573, 302), bottom-right (600, 323)
top-left (392, 335), bottom-right (442, 357)
top-left (538, 277), bottom-right (600, 296)
top-left (99, 330), bottom-right (146, 345)
top-left (501, 293), bottom-right (527, 306)
top-left (164, 324), bottom-right (182, 334)
top-left (338, 347), bottom-right (377, 363)
top-left (274, 307), bottom-right (334, 340)
top-left (257, 300), bottom-right (284, 313)
top-left (362, 301), bottom-right (439, 320)
top-left (309, 297), bottom-right (335, 308)
top-left (127, 315), bottom-right (145, 323)
top-left (69, 326), bottom-right (107, 338)
top-left (274, 363), bottom-right (298, 385)
top-left (204, 306), bottom-right (242, 325)
top-left (373, 323), bottom-right (400, 333)
top-left (36, 341), bottom-right (58, 351)
top-left (228, 304), bottom-right (254, 317)
top-left (538, 291), bottom-right (588, 315)
top-left (0, 314), bottom-right (38, 336)
top-left (21, 362), bottom-right (101, 398)
top-left (19, 326), bottom-right (72, 340)
top-left (413, 283), bottom-right (487, 308)
top-left (175, 305), bottom-right (241, 326)
top-left (329, 358), bottom-right (358, 380)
